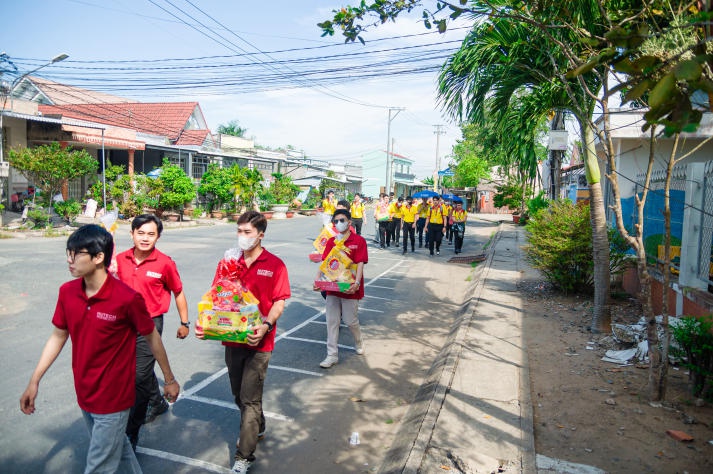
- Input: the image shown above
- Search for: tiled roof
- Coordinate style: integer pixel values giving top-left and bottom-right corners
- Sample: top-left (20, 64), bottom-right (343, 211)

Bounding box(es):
top-left (39, 102), bottom-right (201, 141)
top-left (28, 77), bottom-right (131, 105)
top-left (176, 129), bottom-right (214, 146)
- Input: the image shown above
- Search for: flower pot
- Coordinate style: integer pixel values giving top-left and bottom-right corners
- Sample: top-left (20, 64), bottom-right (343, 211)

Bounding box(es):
top-left (165, 213), bottom-right (180, 222)
top-left (229, 212), bottom-right (240, 221)
top-left (261, 211), bottom-right (274, 219)
top-left (211, 211), bottom-right (225, 219)
top-left (512, 214), bottom-right (521, 224)
top-left (270, 204), bottom-right (289, 219)
top-left (286, 211), bottom-right (294, 218)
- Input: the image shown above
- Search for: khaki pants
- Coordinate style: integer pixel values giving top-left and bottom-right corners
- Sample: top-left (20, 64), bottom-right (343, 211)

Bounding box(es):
top-left (325, 295), bottom-right (360, 357)
top-left (225, 346), bottom-right (271, 462)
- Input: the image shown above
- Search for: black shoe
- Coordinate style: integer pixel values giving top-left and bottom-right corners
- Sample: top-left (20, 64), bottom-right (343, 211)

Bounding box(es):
top-left (128, 434), bottom-right (138, 452)
top-left (411, 248), bottom-right (415, 252)
top-left (419, 243), bottom-right (423, 248)
top-left (144, 398), bottom-right (170, 424)
top-left (380, 245), bottom-right (385, 249)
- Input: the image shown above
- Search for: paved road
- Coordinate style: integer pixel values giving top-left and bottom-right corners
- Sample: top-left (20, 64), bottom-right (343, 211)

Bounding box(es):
top-left (0, 214), bottom-right (497, 473)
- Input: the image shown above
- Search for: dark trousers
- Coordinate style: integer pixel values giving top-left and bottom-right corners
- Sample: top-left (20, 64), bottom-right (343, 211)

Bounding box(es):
top-left (453, 222), bottom-right (465, 252)
top-left (391, 218), bottom-right (402, 246)
top-left (378, 221), bottom-right (390, 247)
top-left (416, 217), bottom-right (426, 247)
top-left (126, 315), bottom-right (163, 442)
top-left (225, 346), bottom-right (271, 462)
top-left (402, 222), bottom-right (415, 252)
top-left (445, 222), bottom-right (453, 242)
top-left (352, 218), bottom-right (363, 235)
top-left (427, 223), bottom-right (444, 255)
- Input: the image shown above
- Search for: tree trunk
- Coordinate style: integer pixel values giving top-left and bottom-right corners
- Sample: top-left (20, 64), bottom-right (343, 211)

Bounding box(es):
top-left (582, 123), bottom-right (611, 333)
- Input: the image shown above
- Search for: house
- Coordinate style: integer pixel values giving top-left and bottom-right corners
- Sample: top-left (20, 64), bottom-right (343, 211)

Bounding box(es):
top-left (360, 149), bottom-right (422, 199)
top-left (597, 109), bottom-right (713, 316)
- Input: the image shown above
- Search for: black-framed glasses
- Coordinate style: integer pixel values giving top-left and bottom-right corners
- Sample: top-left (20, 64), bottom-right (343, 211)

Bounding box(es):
top-left (66, 250), bottom-right (91, 262)
top-left (333, 218), bottom-right (348, 224)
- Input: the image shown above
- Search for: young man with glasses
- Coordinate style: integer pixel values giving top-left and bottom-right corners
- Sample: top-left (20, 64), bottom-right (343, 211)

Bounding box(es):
top-left (20, 224), bottom-right (180, 474)
top-left (313, 209), bottom-right (368, 368)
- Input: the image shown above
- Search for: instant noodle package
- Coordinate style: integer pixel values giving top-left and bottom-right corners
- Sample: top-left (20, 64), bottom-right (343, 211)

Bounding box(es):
top-left (197, 278), bottom-right (262, 343)
top-left (310, 225), bottom-right (337, 262)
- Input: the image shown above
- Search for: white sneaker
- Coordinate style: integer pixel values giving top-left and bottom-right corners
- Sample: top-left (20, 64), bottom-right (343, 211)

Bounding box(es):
top-left (232, 457), bottom-right (252, 473)
top-left (320, 355), bottom-right (338, 368)
top-left (355, 340), bottom-right (364, 355)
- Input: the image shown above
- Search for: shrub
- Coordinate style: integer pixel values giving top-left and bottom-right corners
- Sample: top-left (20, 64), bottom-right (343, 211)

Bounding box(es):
top-left (670, 315), bottom-right (713, 399)
top-left (524, 200), bottom-right (593, 293)
top-left (53, 199), bottom-right (82, 221)
top-left (27, 208), bottom-right (50, 229)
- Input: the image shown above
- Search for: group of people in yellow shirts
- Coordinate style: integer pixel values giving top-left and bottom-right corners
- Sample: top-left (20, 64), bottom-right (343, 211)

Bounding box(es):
top-left (373, 192), bottom-right (468, 256)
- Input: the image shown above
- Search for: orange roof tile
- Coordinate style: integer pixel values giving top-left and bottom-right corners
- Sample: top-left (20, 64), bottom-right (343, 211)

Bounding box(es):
top-left (39, 102), bottom-right (203, 141)
top-left (176, 129), bottom-right (214, 146)
top-left (28, 77), bottom-right (131, 105)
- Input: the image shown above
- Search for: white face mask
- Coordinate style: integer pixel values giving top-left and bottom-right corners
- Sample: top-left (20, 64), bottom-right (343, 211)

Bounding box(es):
top-left (335, 221), bottom-right (349, 233)
top-left (238, 235), bottom-right (259, 251)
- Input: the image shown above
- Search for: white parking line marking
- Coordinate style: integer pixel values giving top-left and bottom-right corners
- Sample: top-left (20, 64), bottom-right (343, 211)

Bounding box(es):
top-left (136, 447), bottom-right (232, 473)
top-left (311, 321), bottom-right (348, 327)
top-left (359, 307), bottom-right (384, 313)
top-left (183, 395), bottom-right (293, 421)
top-left (269, 365), bottom-right (323, 377)
top-left (363, 295), bottom-right (390, 300)
top-left (367, 284), bottom-right (394, 290)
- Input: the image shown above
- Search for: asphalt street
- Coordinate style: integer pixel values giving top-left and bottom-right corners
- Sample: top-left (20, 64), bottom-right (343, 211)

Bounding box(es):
top-left (0, 213), bottom-right (496, 473)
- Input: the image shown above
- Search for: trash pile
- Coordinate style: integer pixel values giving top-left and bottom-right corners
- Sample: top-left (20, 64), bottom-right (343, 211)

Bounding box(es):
top-left (600, 315), bottom-right (683, 365)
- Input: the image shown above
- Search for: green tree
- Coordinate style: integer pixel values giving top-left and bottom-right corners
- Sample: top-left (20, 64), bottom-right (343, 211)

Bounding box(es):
top-left (450, 124), bottom-right (492, 188)
top-left (269, 173), bottom-right (299, 204)
top-left (217, 119), bottom-right (247, 137)
top-left (7, 142), bottom-right (98, 208)
top-left (155, 158), bottom-right (195, 214)
top-left (198, 163), bottom-right (232, 211)
top-left (88, 160), bottom-right (125, 210)
top-left (229, 165), bottom-right (264, 212)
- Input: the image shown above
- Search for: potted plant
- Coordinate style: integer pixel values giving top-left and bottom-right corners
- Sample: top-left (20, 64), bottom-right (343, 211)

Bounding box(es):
top-left (229, 165), bottom-right (264, 214)
top-left (198, 163), bottom-right (232, 219)
top-left (268, 173), bottom-right (299, 218)
top-left (151, 159), bottom-right (195, 221)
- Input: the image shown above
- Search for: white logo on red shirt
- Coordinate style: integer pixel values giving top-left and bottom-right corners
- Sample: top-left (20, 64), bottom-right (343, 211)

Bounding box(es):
top-left (146, 271), bottom-right (162, 278)
top-left (256, 269), bottom-right (273, 277)
top-left (96, 312), bottom-right (117, 322)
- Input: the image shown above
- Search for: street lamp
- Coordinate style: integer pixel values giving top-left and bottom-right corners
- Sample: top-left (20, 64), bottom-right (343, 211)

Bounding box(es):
top-left (0, 53), bottom-right (68, 206)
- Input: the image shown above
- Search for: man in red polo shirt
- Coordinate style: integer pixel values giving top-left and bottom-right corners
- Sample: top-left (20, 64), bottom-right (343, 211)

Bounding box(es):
top-left (197, 210), bottom-right (290, 474)
top-left (20, 224), bottom-right (180, 473)
top-left (313, 208), bottom-right (368, 368)
top-left (115, 214), bottom-right (189, 449)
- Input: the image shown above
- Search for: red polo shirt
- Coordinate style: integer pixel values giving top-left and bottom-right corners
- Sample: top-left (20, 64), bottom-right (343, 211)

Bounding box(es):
top-left (116, 247), bottom-right (183, 317)
top-left (212, 248), bottom-right (291, 352)
top-left (322, 232), bottom-right (368, 300)
top-left (52, 275), bottom-right (155, 414)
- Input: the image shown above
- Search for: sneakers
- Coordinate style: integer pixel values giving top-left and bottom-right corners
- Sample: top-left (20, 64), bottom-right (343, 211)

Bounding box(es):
top-left (320, 355), bottom-right (338, 368)
top-left (437, 250), bottom-right (440, 255)
top-left (144, 398), bottom-right (170, 424)
top-left (355, 341), bottom-right (364, 355)
top-left (232, 457), bottom-right (252, 474)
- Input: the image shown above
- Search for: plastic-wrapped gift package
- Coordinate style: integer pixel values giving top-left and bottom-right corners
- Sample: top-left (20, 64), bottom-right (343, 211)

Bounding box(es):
top-left (314, 241), bottom-right (356, 293)
top-left (197, 278), bottom-right (262, 342)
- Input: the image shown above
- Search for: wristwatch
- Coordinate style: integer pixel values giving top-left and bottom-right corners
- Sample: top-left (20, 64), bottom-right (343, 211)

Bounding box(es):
top-left (180, 321), bottom-right (190, 328)
top-left (263, 321), bottom-right (274, 333)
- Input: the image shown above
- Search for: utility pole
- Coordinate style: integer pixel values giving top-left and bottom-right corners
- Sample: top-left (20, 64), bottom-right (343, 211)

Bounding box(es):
top-left (385, 107), bottom-right (404, 195)
top-left (433, 124), bottom-right (446, 192)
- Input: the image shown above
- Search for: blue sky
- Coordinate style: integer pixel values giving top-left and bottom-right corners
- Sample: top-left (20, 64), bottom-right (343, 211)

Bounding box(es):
top-left (1, 0), bottom-right (469, 179)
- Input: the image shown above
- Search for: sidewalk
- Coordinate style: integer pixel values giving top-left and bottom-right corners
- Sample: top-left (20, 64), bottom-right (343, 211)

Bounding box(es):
top-left (380, 219), bottom-right (536, 473)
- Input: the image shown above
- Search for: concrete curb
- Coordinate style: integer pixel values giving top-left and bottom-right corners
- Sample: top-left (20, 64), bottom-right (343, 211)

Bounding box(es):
top-left (379, 223), bottom-right (509, 473)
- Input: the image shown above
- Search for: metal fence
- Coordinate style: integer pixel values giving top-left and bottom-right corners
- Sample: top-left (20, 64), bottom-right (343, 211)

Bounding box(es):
top-left (699, 161), bottom-right (713, 282)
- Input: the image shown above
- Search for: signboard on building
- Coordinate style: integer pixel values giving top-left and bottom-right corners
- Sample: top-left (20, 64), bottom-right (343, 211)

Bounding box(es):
top-left (548, 130), bottom-right (569, 151)
top-left (438, 167), bottom-right (454, 176)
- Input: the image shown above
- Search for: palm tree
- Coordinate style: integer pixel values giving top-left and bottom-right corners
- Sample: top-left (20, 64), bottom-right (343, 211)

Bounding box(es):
top-left (437, 14), bottom-right (612, 331)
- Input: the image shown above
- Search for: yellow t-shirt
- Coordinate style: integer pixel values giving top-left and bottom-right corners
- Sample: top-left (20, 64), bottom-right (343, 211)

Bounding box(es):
top-left (443, 204), bottom-right (453, 221)
top-left (391, 202), bottom-right (404, 219)
top-left (418, 203), bottom-right (430, 218)
top-left (322, 198), bottom-right (336, 215)
top-left (452, 209), bottom-right (467, 222)
top-left (428, 205), bottom-right (445, 225)
top-left (402, 204), bottom-right (418, 223)
top-left (350, 202), bottom-right (365, 219)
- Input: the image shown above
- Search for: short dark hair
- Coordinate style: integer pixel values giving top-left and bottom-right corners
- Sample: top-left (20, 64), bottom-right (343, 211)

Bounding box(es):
top-left (237, 210), bottom-right (268, 233)
top-left (67, 224), bottom-right (114, 268)
top-left (132, 214), bottom-right (163, 236)
top-left (333, 208), bottom-right (351, 221)
top-left (337, 199), bottom-right (350, 208)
